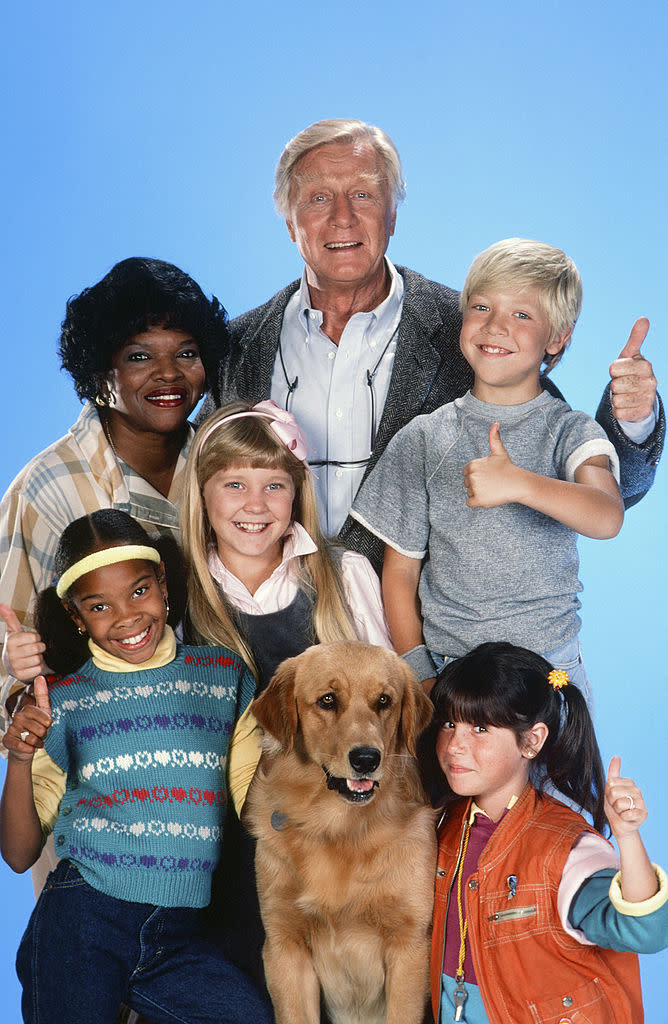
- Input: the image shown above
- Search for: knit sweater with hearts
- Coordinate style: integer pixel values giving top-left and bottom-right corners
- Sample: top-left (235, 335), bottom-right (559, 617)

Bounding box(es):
top-left (44, 644), bottom-right (255, 908)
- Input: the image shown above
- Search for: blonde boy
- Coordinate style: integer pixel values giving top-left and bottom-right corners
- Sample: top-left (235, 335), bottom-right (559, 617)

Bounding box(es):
top-left (350, 239), bottom-right (624, 698)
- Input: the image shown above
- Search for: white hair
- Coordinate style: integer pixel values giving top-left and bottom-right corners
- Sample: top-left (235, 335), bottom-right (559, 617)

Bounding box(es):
top-left (273, 118), bottom-right (406, 217)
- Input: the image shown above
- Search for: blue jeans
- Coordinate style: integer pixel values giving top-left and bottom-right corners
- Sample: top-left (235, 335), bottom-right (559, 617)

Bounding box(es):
top-left (16, 860), bottom-right (275, 1024)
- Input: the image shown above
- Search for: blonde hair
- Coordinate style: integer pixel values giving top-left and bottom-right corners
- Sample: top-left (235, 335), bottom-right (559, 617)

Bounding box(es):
top-left (273, 118), bottom-right (406, 218)
top-left (460, 238), bottom-right (583, 372)
top-left (181, 402), bottom-right (357, 678)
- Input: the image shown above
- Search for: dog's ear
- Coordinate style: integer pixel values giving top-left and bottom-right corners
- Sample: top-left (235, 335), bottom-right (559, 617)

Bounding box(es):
top-left (398, 661), bottom-right (434, 755)
top-left (252, 657), bottom-right (299, 751)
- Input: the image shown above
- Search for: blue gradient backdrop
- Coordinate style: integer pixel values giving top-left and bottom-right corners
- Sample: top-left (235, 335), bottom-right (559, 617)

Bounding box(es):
top-left (1, 1), bottom-right (666, 1019)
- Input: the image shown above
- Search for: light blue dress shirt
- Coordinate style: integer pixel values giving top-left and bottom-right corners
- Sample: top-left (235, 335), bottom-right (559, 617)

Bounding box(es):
top-left (270, 259), bottom-right (404, 536)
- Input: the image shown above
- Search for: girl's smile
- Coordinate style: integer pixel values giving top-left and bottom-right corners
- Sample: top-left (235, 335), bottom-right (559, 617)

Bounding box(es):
top-left (436, 719), bottom-right (545, 821)
top-left (66, 557), bottom-right (168, 665)
top-left (202, 465), bottom-right (296, 589)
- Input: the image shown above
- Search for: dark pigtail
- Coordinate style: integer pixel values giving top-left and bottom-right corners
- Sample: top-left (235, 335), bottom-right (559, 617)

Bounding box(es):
top-left (34, 586), bottom-right (89, 677)
top-left (538, 681), bottom-right (606, 833)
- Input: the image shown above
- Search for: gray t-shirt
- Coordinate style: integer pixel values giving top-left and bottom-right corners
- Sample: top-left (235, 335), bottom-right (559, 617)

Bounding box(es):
top-left (350, 390), bottom-right (619, 657)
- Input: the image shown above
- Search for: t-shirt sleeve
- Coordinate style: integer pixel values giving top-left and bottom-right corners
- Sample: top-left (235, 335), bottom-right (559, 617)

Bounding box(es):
top-left (552, 409), bottom-right (620, 483)
top-left (350, 421), bottom-right (431, 558)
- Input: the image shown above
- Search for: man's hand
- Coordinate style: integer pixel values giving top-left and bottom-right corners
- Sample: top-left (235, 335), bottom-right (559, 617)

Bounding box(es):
top-left (609, 318), bottom-right (657, 423)
top-left (463, 424), bottom-right (521, 508)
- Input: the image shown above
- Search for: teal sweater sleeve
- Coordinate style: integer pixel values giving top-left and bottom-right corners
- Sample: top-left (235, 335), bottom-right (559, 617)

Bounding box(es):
top-left (569, 868), bottom-right (668, 954)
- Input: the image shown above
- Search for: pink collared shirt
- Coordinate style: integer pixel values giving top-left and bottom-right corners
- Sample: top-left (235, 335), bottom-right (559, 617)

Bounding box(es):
top-left (207, 521), bottom-right (392, 649)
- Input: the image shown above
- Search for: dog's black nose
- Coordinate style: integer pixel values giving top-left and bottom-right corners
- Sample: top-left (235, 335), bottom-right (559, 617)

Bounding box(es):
top-left (348, 746), bottom-right (381, 774)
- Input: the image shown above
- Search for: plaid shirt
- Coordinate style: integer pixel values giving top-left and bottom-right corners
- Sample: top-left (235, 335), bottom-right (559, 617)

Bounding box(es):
top-left (0, 401), bottom-right (192, 714)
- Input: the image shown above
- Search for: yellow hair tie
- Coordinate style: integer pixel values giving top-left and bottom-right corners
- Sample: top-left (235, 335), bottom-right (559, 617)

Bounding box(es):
top-left (56, 545), bottom-right (161, 598)
top-left (548, 668), bottom-right (569, 690)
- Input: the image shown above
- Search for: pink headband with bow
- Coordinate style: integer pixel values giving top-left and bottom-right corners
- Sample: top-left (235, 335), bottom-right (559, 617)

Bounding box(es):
top-left (196, 400), bottom-right (311, 467)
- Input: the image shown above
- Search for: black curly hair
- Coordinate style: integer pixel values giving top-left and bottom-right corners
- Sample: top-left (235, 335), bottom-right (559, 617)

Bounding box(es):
top-left (59, 257), bottom-right (228, 405)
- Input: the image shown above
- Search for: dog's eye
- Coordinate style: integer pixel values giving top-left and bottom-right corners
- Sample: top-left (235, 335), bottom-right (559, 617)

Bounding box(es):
top-left (317, 692), bottom-right (337, 710)
top-left (377, 694), bottom-right (392, 710)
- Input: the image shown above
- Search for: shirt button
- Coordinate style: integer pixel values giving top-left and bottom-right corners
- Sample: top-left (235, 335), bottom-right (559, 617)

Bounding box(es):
top-left (562, 997), bottom-right (573, 1007)
top-left (336, 409), bottom-right (343, 419)
top-left (62, 806), bottom-right (72, 816)
top-left (335, 470), bottom-right (343, 479)
top-left (468, 880), bottom-right (478, 890)
top-left (328, 351), bottom-right (335, 360)
top-left (370, 340), bottom-right (377, 349)
top-left (57, 835), bottom-right (65, 846)
top-left (436, 868), bottom-right (447, 877)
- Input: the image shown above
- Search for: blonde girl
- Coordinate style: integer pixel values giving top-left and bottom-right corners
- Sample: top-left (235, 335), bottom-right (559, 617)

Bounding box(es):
top-left (180, 400), bottom-right (391, 989)
top-left (180, 399), bottom-right (390, 688)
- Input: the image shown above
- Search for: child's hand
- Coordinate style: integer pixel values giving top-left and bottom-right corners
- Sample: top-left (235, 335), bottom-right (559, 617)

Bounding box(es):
top-left (0, 604), bottom-right (48, 681)
top-left (2, 676), bottom-right (52, 762)
top-left (604, 756), bottom-right (647, 840)
top-left (462, 424), bottom-right (522, 508)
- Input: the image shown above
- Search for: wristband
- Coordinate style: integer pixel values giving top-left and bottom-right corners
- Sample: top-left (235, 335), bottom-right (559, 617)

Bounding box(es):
top-left (401, 644), bottom-right (437, 683)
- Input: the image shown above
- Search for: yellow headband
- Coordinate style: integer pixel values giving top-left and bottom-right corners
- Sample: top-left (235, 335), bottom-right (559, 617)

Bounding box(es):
top-left (56, 545), bottom-right (161, 598)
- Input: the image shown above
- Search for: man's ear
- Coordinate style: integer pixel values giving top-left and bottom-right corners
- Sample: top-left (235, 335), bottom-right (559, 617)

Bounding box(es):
top-left (389, 206), bottom-right (397, 237)
top-left (286, 219), bottom-right (296, 243)
top-left (522, 722), bottom-right (549, 760)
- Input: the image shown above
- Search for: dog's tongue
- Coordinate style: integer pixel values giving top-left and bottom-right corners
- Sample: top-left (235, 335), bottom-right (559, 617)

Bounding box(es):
top-left (347, 778), bottom-right (374, 793)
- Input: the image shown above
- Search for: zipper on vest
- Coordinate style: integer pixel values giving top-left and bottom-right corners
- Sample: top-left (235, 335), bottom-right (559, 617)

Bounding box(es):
top-left (488, 904), bottom-right (537, 923)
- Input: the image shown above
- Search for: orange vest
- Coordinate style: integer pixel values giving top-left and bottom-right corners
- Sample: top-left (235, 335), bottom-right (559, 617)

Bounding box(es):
top-left (430, 785), bottom-right (643, 1024)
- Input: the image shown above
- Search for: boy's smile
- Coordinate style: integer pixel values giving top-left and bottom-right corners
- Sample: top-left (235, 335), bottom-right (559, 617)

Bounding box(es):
top-left (460, 287), bottom-right (571, 406)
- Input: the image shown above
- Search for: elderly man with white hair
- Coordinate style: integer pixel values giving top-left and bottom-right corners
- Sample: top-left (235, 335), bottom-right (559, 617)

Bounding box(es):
top-left (208, 118), bottom-right (663, 572)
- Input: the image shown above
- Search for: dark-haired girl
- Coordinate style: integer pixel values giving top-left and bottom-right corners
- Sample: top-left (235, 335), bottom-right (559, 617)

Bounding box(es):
top-left (422, 642), bottom-right (667, 1024)
top-left (0, 510), bottom-right (273, 1024)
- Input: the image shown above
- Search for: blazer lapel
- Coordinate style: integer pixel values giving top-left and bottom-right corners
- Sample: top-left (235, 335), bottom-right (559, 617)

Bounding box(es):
top-left (234, 280), bottom-right (300, 403)
top-left (367, 266), bottom-right (448, 477)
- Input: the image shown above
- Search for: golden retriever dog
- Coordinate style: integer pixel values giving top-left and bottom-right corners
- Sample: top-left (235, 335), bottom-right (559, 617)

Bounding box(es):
top-left (244, 641), bottom-right (436, 1024)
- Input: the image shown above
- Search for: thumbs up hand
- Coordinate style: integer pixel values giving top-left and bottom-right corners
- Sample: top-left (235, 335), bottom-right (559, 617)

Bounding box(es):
top-left (0, 604), bottom-right (48, 682)
top-left (2, 675), bottom-right (52, 762)
top-left (609, 318), bottom-right (657, 423)
top-left (604, 756), bottom-right (647, 840)
top-left (462, 424), bottom-right (521, 508)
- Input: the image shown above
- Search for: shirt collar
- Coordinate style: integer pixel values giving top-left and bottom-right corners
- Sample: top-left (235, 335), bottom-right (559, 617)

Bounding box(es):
top-left (295, 258), bottom-right (404, 341)
top-left (469, 794), bottom-right (518, 824)
top-left (207, 521), bottom-right (318, 590)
